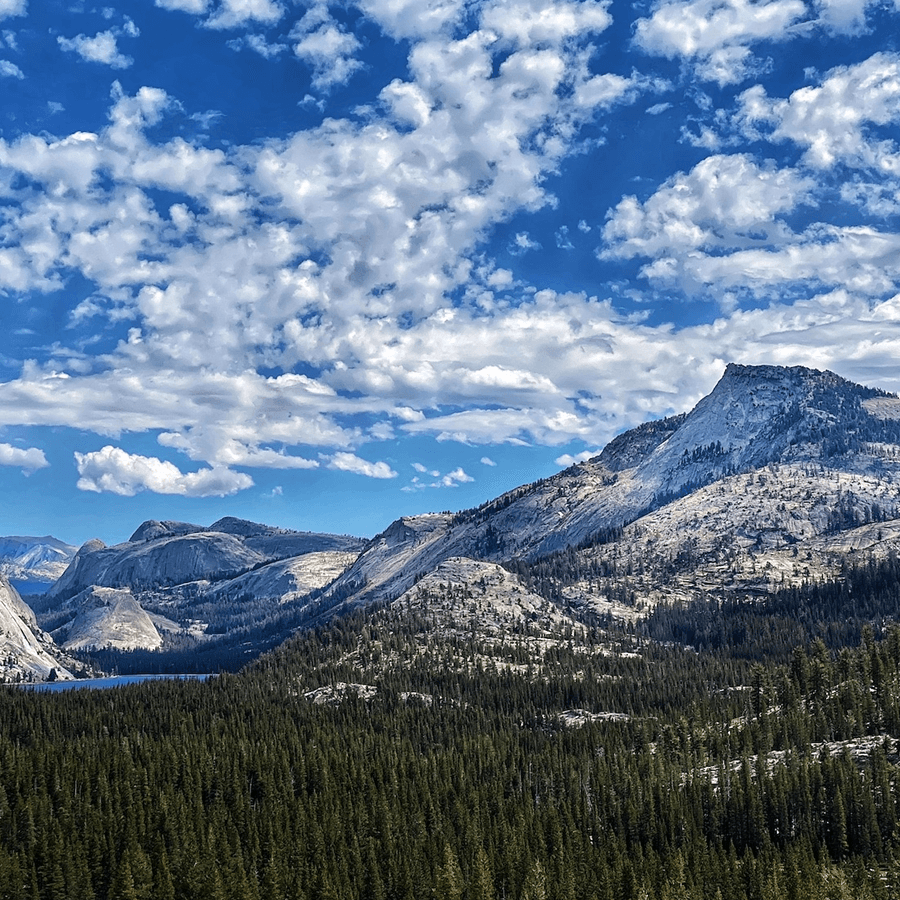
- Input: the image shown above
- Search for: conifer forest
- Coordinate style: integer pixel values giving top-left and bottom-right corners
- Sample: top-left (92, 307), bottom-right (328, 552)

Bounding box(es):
top-left (5, 556), bottom-right (900, 899)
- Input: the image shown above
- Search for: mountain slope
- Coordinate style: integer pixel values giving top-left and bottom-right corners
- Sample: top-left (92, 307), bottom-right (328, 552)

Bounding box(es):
top-left (38, 519), bottom-right (367, 666)
top-left (57, 586), bottom-right (164, 652)
top-left (316, 364), bottom-right (900, 614)
top-left (47, 518), bottom-right (366, 601)
top-left (0, 575), bottom-right (74, 681)
top-left (34, 363), bottom-right (900, 675)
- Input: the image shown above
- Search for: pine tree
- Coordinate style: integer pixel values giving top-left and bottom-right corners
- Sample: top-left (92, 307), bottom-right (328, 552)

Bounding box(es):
top-left (470, 847), bottom-right (495, 900)
top-left (435, 844), bottom-right (464, 900)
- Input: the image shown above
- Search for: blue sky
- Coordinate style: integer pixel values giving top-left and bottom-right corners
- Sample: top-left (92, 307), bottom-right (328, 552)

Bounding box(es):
top-left (1, 0), bottom-right (900, 546)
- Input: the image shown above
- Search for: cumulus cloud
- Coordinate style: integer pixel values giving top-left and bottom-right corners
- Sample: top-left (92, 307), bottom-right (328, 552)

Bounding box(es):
top-left (0, 0), bottom-right (25, 20)
top-left (205, 0), bottom-right (283, 29)
top-left (555, 226), bottom-right (574, 249)
top-left (327, 452), bottom-right (397, 479)
top-left (403, 463), bottom-right (474, 490)
top-left (0, 59), bottom-right (21, 78)
top-left (737, 52), bottom-right (900, 171)
top-left (600, 143), bottom-right (900, 300)
top-left (555, 449), bottom-right (599, 467)
top-left (634, 0), bottom-right (807, 84)
top-left (0, 443), bottom-right (48, 473)
top-left (241, 34), bottom-right (287, 58)
top-left (602, 153), bottom-right (814, 279)
top-left (290, 7), bottom-right (362, 89)
top-left (156, 0), bottom-right (209, 12)
top-left (814, 0), bottom-right (876, 34)
top-left (74, 446), bottom-right (253, 497)
top-left (355, 0), bottom-right (467, 40)
top-left (509, 232), bottom-right (542, 255)
top-left (442, 467), bottom-right (474, 486)
top-left (57, 31), bottom-right (134, 69)
top-left (6, 0), bottom-right (900, 490)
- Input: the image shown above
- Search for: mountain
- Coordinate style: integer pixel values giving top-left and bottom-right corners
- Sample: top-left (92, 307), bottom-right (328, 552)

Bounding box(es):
top-left (46, 518), bottom-right (364, 602)
top-left (0, 535), bottom-right (77, 590)
top-left (36, 519), bottom-right (367, 668)
top-left (51, 586), bottom-right (172, 652)
top-left (312, 364), bottom-right (900, 617)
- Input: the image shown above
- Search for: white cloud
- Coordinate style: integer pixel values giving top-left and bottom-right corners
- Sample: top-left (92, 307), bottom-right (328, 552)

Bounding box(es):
top-left (291, 22), bottom-right (362, 89)
top-left (509, 232), bottom-right (542, 255)
top-left (155, 0), bottom-right (209, 12)
top-left (441, 467), bottom-right (473, 486)
top-left (600, 144), bottom-right (900, 299)
top-left (480, 0), bottom-right (613, 48)
top-left (327, 452), bottom-right (397, 479)
top-left (0, 58), bottom-right (22, 78)
top-left (737, 52), bottom-right (900, 171)
top-left (57, 31), bottom-right (133, 69)
top-left (9, 5), bottom-right (900, 481)
top-left (0, 443), bottom-right (47, 473)
top-left (602, 153), bottom-right (814, 270)
top-left (634, 0), bottom-right (807, 85)
top-left (404, 463), bottom-right (474, 489)
top-left (355, 0), bottom-right (467, 40)
top-left (480, 456), bottom-right (497, 466)
top-left (205, 0), bottom-right (283, 29)
top-left (555, 449), bottom-right (599, 467)
top-left (0, 0), bottom-right (25, 20)
top-left (74, 446), bottom-right (253, 497)
top-left (242, 34), bottom-right (287, 58)
top-left (814, 0), bottom-right (875, 34)
top-left (556, 225), bottom-right (574, 249)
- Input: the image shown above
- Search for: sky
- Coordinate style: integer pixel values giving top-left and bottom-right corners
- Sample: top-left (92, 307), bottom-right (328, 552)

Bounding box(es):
top-left (1, 0), bottom-right (900, 546)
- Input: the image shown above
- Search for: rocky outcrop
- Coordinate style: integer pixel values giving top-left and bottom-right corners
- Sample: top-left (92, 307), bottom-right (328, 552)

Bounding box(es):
top-left (57, 587), bottom-right (162, 652)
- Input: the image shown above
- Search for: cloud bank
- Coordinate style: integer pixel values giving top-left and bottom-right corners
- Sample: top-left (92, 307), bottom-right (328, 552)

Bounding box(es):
top-left (1, 0), bottom-right (900, 501)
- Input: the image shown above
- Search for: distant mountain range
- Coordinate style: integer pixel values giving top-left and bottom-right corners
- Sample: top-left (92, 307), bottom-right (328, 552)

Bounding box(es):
top-left (4, 363), bottom-right (900, 682)
top-left (0, 535), bottom-right (77, 589)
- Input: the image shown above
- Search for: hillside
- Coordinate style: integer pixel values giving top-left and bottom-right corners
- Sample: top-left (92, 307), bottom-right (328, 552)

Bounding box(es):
top-left (32, 520), bottom-right (366, 669)
top-left (312, 364), bottom-right (900, 620)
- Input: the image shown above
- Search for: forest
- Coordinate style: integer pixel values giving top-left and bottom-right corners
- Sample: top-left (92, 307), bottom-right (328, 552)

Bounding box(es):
top-left (4, 556), bottom-right (900, 898)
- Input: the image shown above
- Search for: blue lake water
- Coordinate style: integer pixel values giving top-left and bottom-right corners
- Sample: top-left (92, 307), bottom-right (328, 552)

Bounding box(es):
top-left (21, 674), bottom-right (213, 692)
top-left (10, 579), bottom-right (53, 596)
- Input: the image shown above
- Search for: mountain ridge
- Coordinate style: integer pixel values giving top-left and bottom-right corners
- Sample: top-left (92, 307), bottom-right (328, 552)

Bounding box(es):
top-left (305, 363), bottom-right (900, 622)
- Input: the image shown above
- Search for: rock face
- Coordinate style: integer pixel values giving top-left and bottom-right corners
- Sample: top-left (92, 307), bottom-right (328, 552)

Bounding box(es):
top-left (205, 551), bottom-right (362, 606)
top-left (47, 518), bottom-right (365, 601)
top-left (0, 575), bottom-right (73, 681)
top-left (58, 587), bottom-right (163, 652)
top-left (39, 519), bottom-right (367, 660)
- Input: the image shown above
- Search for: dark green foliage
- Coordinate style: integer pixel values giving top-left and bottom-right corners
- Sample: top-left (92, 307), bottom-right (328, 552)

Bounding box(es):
top-left (645, 553), bottom-right (900, 661)
top-left (7, 559), bottom-right (900, 898)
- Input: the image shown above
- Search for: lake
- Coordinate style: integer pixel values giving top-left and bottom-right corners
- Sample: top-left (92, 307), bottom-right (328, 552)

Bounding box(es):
top-left (21, 674), bottom-right (214, 692)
